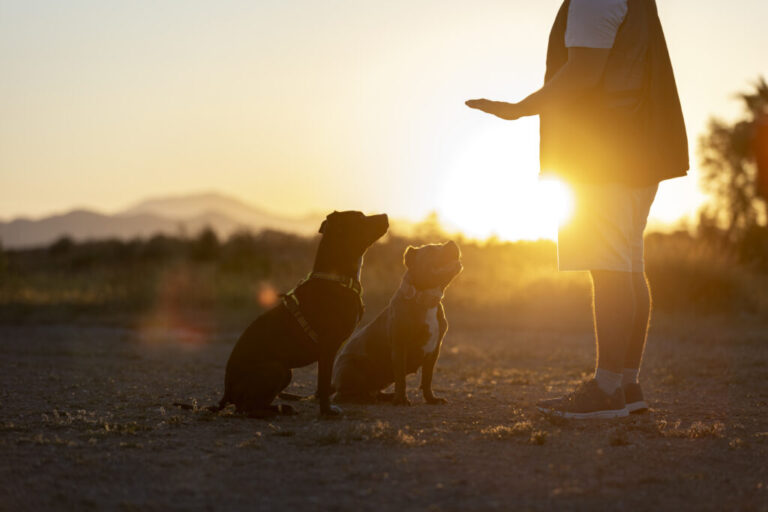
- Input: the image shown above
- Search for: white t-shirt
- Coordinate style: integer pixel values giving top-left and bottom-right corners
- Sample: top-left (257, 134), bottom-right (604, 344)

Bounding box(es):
top-left (565, 0), bottom-right (628, 49)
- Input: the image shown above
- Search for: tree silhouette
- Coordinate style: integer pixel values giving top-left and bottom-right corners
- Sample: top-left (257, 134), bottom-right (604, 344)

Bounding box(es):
top-left (190, 227), bottom-right (220, 262)
top-left (698, 77), bottom-right (768, 244)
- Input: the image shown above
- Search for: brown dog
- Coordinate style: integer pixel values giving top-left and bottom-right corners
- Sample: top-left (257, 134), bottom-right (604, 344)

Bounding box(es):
top-left (332, 241), bottom-right (462, 405)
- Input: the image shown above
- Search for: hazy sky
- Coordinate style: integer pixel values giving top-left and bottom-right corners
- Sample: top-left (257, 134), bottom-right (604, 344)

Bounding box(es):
top-left (1, 1), bottom-right (767, 238)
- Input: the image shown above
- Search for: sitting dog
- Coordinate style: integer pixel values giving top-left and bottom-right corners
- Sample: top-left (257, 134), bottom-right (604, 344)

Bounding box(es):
top-left (332, 241), bottom-right (462, 405)
top-left (219, 211), bottom-right (388, 417)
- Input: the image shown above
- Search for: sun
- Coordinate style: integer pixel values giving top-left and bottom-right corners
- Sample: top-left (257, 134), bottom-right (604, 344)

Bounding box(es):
top-left (437, 125), bottom-right (573, 241)
top-left (537, 178), bottom-right (574, 226)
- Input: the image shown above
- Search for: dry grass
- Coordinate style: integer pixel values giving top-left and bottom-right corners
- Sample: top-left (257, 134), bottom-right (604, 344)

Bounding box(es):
top-left (655, 419), bottom-right (727, 439)
top-left (3, 231), bottom-right (767, 330)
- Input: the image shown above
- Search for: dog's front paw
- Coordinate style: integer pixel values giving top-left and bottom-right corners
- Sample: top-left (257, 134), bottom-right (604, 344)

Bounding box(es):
top-left (320, 404), bottom-right (343, 417)
top-left (424, 396), bottom-right (447, 405)
top-left (392, 395), bottom-right (411, 406)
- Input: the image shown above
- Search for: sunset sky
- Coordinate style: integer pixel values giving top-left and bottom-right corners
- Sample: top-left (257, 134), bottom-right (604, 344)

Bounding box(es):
top-left (2, 0), bottom-right (767, 240)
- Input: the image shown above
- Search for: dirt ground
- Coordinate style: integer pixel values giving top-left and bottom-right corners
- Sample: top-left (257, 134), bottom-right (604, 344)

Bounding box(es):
top-left (1, 316), bottom-right (767, 512)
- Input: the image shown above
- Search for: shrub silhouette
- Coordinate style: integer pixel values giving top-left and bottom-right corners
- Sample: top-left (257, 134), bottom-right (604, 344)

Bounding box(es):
top-left (699, 76), bottom-right (768, 266)
top-left (1, 226), bottom-right (764, 326)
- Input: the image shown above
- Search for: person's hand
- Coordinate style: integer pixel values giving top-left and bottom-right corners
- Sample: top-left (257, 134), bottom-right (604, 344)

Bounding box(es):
top-left (465, 99), bottom-right (523, 121)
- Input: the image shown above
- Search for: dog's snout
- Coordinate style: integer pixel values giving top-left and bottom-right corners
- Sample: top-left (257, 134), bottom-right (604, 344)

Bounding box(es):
top-left (371, 213), bottom-right (389, 233)
top-left (444, 240), bottom-right (460, 258)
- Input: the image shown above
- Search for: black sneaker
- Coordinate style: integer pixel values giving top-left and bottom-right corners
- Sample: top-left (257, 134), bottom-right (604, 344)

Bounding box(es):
top-left (623, 382), bottom-right (648, 414)
top-left (537, 379), bottom-right (628, 419)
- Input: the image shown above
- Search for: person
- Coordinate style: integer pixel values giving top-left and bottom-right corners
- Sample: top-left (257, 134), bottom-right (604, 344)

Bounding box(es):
top-left (466, 0), bottom-right (688, 419)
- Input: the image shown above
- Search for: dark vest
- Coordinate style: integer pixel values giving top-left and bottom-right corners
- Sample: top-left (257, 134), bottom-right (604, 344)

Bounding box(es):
top-left (540, 0), bottom-right (689, 186)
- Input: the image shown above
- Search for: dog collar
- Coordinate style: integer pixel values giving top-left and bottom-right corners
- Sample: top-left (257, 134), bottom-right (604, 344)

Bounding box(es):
top-left (308, 271), bottom-right (365, 320)
top-left (398, 279), bottom-right (444, 306)
top-left (308, 271), bottom-right (363, 299)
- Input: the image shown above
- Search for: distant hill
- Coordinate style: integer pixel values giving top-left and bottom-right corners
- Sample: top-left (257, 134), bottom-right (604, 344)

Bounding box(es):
top-left (0, 192), bottom-right (323, 249)
top-left (121, 192), bottom-right (323, 236)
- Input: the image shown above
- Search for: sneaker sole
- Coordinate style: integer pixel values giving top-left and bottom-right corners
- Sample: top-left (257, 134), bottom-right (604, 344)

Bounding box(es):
top-left (537, 406), bottom-right (629, 419)
top-left (626, 400), bottom-right (648, 414)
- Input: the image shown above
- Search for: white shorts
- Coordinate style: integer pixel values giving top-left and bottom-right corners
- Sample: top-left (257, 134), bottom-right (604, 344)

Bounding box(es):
top-left (557, 183), bottom-right (658, 273)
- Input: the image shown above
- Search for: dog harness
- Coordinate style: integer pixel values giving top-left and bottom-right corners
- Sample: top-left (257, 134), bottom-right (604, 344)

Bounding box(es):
top-left (280, 272), bottom-right (365, 345)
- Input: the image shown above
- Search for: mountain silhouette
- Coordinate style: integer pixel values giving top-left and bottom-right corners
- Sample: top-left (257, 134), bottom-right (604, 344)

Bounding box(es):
top-left (0, 192), bottom-right (323, 249)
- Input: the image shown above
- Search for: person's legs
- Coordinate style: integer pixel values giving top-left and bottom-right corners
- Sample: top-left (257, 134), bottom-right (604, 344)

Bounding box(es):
top-left (591, 270), bottom-right (635, 393)
top-left (623, 184), bottom-right (657, 385)
top-left (539, 183), bottom-right (649, 419)
top-left (624, 271), bottom-right (651, 376)
top-left (536, 269), bottom-right (635, 419)
top-left (617, 271), bottom-right (651, 413)
top-left (619, 185), bottom-right (657, 413)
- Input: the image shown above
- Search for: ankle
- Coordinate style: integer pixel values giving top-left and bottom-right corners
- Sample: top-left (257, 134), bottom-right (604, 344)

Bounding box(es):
top-left (594, 368), bottom-right (623, 394)
top-left (622, 368), bottom-right (640, 385)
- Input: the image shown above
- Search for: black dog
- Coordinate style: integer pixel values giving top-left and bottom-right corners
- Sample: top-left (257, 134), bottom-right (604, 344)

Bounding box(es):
top-left (219, 211), bottom-right (388, 417)
top-left (332, 241), bottom-right (462, 405)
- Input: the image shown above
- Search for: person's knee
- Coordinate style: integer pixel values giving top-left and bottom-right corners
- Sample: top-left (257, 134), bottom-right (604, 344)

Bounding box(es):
top-left (591, 271), bottom-right (635, 314)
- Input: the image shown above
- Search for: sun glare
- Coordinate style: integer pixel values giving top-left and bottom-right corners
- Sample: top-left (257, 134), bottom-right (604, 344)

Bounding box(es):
top-left (538, 178), bottom-right (574, 226)
top-left (437, 126), bottom-right (573, 241)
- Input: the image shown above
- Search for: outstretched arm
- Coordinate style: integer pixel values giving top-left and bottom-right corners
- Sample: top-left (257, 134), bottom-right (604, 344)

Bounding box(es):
top-left (465, 47), bottom-right (610, 120)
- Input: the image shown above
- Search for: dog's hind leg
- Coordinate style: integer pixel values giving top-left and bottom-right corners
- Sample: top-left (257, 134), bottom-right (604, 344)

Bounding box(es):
top-left (238, 362), bottom-right (294, 418)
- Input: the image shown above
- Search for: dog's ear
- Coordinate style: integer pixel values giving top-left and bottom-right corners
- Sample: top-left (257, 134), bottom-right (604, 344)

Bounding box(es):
top-left (319, 211), bottom-right (340, 234)
top-left (403, 246), bottom-right (417, 268)
top-left (444, 239), bottom-right (460, 257)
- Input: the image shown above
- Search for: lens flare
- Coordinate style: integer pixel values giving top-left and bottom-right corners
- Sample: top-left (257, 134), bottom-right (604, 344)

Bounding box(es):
top-left (137, 266), bottom-right (209, 349)
top-left (257, 282), bottom-right (279, 308)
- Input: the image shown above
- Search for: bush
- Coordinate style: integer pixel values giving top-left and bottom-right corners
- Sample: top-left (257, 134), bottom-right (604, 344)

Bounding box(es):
top-left (190, 227), bottom-right (220, 262)
top-left (219, 231), bottom-right (270, 275)
top-left (48, 236), bottom-right (75, 257)
top-left (141, 235), bottom-right (186, 263)
top-left (2, 229), bottom-right (766, 325)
